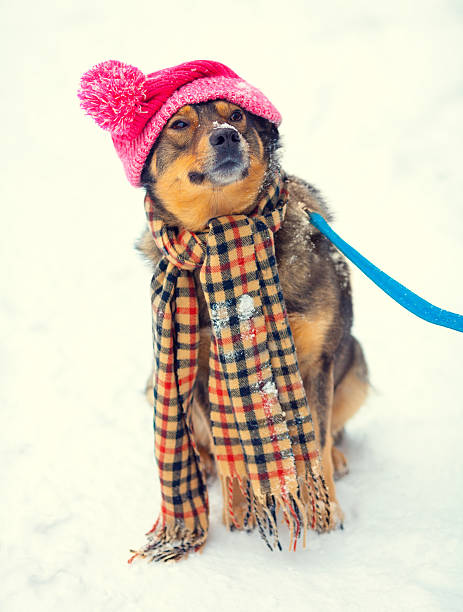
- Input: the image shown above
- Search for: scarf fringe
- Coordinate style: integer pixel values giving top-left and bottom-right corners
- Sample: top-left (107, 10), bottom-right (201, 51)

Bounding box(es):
top-left (128, 519), bottom-right (207, 564)
top-left (220, 472), bottom-right (332, 552)
top-left (128, 470), bottom-right (333, 564)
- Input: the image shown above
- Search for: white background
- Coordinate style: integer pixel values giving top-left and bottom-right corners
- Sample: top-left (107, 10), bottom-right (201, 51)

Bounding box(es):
top-left (1, 1), bottom-right (462, 610)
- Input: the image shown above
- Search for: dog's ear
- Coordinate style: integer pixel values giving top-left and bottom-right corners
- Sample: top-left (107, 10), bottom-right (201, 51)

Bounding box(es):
top-left (251, 114), bottom-right (281, 155)
top-left (141, 144), bottom-right (157, 187)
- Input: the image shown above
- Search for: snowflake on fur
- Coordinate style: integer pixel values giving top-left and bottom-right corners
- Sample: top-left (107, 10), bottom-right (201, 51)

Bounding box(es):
top-left (78, 60), bottom-right (147, 138)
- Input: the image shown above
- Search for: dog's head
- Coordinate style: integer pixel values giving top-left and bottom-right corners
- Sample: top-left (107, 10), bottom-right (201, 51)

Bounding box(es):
top-left (141, 100), bottom-right (281, 230)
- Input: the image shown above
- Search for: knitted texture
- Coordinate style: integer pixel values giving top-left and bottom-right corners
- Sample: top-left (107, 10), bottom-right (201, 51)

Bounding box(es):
top-left (78, 59), bottom-right (282, 186)
top-left (128, 173), bottom-right (331, 563)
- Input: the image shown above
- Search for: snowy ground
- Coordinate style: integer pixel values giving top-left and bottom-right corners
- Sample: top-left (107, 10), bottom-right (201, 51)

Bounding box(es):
top-left (1, 1), bottom-right (463, 611)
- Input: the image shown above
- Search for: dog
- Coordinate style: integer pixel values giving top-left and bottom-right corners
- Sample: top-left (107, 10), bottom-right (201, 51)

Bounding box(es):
top-left (137, 99), bottom-right (369, 528)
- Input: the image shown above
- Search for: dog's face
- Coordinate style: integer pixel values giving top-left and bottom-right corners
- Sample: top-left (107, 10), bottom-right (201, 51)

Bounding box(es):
top-left (141, 100), bottom-right (280, 230)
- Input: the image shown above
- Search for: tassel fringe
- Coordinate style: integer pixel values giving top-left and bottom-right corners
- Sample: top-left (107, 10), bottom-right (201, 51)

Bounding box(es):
top-left (128, 520), bottom-right (207, 564)
top-left (220, 472), bottom-right (332, 553)
top-left (129, 471), bottom-right (333, 563)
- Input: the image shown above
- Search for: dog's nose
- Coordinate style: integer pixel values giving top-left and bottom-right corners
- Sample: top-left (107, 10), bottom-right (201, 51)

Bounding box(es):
top-left (209, 127), bottom-right (240, 150)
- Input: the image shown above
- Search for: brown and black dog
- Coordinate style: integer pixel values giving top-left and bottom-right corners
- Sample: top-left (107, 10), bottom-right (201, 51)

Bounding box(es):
top-left (137, 100), bottom-right (369, 528)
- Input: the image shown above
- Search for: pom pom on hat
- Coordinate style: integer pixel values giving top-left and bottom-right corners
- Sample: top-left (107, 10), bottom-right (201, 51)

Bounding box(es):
top-left (78, 60), bottom-right (147, 138)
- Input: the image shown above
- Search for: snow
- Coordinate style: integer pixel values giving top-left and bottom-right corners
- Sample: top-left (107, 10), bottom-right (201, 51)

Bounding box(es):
top-left (237, 294), bottom-right (256, 320)
top-left (210, 300), bottom-right (232, 332)
top-left (213, 121), bottom-right (238, 132)
top-left (261, 380), bottom-right (278, 400)
top-left (1, 1), bottom-right (463, 611)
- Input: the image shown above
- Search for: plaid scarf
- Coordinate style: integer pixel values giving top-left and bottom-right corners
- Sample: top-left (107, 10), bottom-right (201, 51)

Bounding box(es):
top-left (130, 173), bottom-right (330, 563)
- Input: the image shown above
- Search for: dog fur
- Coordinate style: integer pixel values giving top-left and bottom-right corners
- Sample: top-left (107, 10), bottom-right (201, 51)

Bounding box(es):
top-left (137, 100), bottom-right (369, 527)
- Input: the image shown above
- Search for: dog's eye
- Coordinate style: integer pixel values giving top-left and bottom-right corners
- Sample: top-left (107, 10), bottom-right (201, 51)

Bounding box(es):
top-left (230, 110), bottom-right (243, 122)
top-left (170, 120), bottom-right (189, 130)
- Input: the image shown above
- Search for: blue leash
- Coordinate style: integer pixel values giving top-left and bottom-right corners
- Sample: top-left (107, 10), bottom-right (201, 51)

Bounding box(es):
top-left (305, 210), bottom-right (463, 333)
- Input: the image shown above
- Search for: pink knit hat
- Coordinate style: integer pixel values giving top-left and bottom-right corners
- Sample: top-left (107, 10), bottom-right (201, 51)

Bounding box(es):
top-left (78, 59), bottom-right (282, 187)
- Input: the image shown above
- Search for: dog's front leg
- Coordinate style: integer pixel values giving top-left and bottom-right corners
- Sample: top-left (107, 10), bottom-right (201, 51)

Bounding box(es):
top-left (303, 358), bottom-right (344, 530)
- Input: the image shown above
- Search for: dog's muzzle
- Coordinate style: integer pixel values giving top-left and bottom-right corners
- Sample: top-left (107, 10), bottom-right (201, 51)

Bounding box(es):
top-left (207, 127), bottom-right (249, 185)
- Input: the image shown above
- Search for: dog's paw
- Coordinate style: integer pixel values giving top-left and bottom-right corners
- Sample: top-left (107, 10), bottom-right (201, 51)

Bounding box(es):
top-left (198, 447), bottom-right (216, 479)
top-left (145, 381), bottom-right (154, 406)
top-left (332, 446), bottom-right (349, 480)
top-left (324, 500), bottom-right (345, 532)
top-left (314, 496), bottom-right (345, 533)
